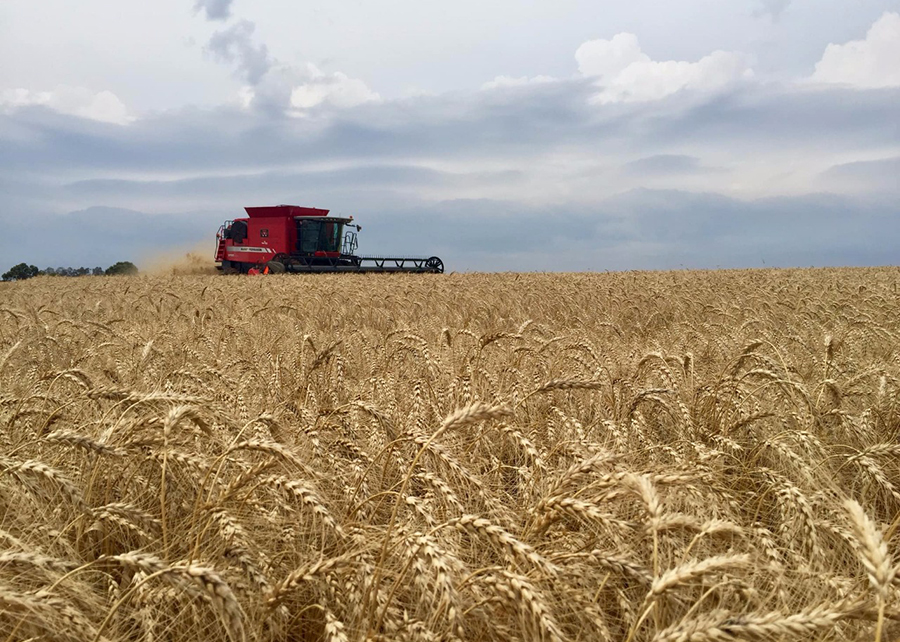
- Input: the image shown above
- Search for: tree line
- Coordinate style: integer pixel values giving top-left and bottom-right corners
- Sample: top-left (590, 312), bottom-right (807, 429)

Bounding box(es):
top-left (1, 261), bottom-right (138, 281)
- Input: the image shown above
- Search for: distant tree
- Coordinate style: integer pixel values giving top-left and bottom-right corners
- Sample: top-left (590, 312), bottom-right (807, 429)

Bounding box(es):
top-left (3, 263), bottom-right (139, 279)
top-left (105, 261), bottom-right (138, 276)
top-left (2, 263), bottom-right (40, 281)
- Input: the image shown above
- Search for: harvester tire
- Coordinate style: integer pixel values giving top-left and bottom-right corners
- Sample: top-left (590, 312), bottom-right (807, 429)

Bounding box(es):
top-left (425, 257), bottom-right (444, 274)
top-left (266, 260), bottom-right (286, 274)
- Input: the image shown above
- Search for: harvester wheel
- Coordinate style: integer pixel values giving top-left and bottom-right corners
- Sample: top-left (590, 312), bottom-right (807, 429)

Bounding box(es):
top-left (425, 257), bottom-right (444, 274)
top-left (266, 260), bottom-right (286, 274)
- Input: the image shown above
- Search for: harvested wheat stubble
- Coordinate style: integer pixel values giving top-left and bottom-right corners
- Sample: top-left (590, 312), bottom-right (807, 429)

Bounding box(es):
top-left (0, 267), bottom-right (899, 641)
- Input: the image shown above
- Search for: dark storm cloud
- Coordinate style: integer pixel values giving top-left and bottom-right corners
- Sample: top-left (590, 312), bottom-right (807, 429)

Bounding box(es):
top-left (635, 86), bottom-right (900, 152)
top-left (2, 190), bottom-right (895, 272)
top-left (0, 80), bottom-right (601, 176)
top-left (50, 165), bottom-right (521, 217)
top-left (1, 78), bottom-right (898, 270)
top-left (63, 166), bottom-right (450, 195)
top-left (2, 83), bottom-right (896, 181)
top-left (193, 0), bottom-right (234, 21)
top-left (621, 155), bottom-right (716, 176)
top-left (819, 157), bottom-right (900, 194)
top-left (62, 166), bottom-right (521, 199)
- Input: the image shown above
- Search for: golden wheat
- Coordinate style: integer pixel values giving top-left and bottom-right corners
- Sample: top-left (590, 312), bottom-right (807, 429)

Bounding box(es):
top-left (0, 267), bottom-right (898, 641)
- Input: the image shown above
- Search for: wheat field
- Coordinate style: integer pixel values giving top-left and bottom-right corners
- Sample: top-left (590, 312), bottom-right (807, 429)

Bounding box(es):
top-left (1, 268), bottom-right (898, 642)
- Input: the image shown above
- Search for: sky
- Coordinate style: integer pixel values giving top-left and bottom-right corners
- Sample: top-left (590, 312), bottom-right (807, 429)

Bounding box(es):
top-left (0, 0), bottom-right (898, 271)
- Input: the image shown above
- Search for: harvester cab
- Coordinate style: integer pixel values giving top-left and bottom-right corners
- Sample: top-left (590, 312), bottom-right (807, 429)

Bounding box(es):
top-left (214, 205), bottom-right (443, 274)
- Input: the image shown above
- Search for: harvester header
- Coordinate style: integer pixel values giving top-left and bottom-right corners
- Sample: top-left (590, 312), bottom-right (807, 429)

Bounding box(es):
top-left (214, 205), bottom-right (443, 274)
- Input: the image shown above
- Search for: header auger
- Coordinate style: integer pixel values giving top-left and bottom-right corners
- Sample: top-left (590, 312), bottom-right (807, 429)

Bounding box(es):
top-left (214, 205), bottom-right (444, 274)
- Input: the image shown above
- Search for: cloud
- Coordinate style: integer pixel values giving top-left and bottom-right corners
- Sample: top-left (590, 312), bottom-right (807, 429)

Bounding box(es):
top-left (0, 86), bottom-right (132, 125)
top-left (2, 79), bottom-right (896, 192)
top-left (54, 164), bottom-right (475, 214)
top-left (575, 33), bottom-right (753, 103)
top-left (576, 34), bottom-right (647, 80)
top-left (240, 64), bottom-right (309, 113)
top-left (290, 65), bottom-right (381, 110)
top-left (754, 0), bottom-right (791, 20)
top-left (2, 52), bottom-right (898, 269)
top-left (481, 75), bottom-right (556, 91)
top-left (200, 19), bottom-right (379, 114)
top-left (627, 84), bottom-right (899, 157)
top-left (228, 63), bottom-right (381, 114)
top-left (206, 20), bottom-right (272, 85)
top-left (819, 156), bottom-right (900, 194)
top-left (811, 12), bottom-right (900, 88)
top-left (621, 155), bottom-right (715, 176)
top-left (193, 0), bottom-right (233, 21)
top-left (0, 206), bottom-right (219, 269)
top-left (588, 188), bottom-right (900, 269)
top-left (3, 190), bottom-right (897, 272)
top-left (2, 9), bottom-right (898, 271)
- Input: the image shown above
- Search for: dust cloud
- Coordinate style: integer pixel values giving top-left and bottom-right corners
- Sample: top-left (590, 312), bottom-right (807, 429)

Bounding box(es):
top-left (139, 241), bottom-right (219, 275)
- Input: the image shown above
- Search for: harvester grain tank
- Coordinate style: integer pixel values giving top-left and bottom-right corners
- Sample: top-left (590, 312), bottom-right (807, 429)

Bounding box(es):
top-left (214, 205), bottom-right (444, 274)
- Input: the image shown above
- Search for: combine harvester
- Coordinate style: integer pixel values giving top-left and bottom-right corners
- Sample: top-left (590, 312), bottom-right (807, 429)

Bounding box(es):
top-left (214, 205), bottom-right (444, 274)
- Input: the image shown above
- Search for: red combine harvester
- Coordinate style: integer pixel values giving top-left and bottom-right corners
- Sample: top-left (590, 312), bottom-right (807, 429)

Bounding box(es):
top-left (214, 205), bottom-right (444, 274)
